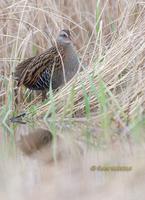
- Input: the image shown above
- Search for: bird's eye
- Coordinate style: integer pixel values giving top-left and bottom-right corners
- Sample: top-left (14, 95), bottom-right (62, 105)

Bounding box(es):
top-left (62, 34), bottom-right (68, 38)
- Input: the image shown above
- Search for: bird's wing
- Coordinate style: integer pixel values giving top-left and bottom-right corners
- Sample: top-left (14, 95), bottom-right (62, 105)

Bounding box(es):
top-left (16, 46), bottom-right (64, 87)
top-left (14, 56), bottom-right (35, 80)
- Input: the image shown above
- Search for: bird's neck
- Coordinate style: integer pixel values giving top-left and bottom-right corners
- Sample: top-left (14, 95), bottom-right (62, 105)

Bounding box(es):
top-left (63, 44), bottom-right (79, 82)
top-left (63, 44), bottom-right (76, 56)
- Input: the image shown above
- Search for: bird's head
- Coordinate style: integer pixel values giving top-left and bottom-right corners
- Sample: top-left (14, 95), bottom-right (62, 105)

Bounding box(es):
top-left (56, 29), bottom-right (72, 46)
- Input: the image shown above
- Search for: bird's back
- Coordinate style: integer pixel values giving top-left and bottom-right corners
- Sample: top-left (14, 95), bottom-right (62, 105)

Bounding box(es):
top-left (14, 29), bottom-right (80, 92)
top-left (14, 46), bottom-right (65, 90)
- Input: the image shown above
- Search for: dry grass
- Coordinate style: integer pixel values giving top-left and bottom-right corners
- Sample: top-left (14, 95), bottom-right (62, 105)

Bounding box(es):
top-left (35, 1), bottom-right (145, 119)
top-left (0, 1), bottom-right (144, 123)
top-left (0, 0), bottom-right (145, 199)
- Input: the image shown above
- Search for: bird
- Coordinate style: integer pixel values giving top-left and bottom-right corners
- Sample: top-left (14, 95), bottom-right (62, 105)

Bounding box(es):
top-left (14, 29), bottom-right (79, 101)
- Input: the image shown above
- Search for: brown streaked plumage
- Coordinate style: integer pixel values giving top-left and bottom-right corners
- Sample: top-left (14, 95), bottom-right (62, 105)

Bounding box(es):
top-left (14, 29), bottom-right (79, 101)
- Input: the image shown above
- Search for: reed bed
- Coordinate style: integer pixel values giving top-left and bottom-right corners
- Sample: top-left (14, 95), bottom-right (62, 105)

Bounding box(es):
top-left (0, 1), bottom-right (145, 199)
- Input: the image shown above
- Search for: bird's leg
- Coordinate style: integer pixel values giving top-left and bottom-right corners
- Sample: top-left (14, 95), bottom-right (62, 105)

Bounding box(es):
top-left (42, 90), bottom-right (47, 102)
top-left (14, 87), bottom-right (19, 105)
